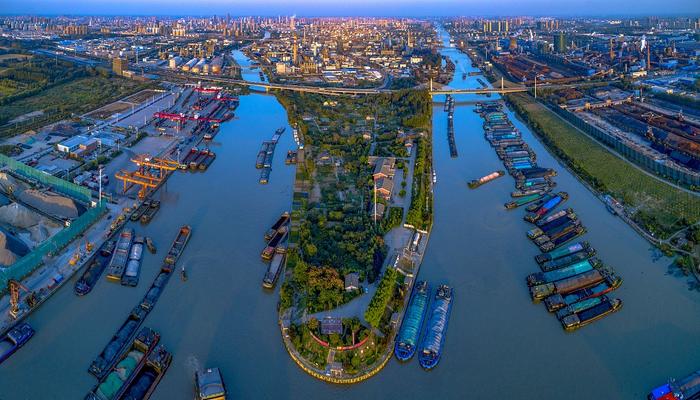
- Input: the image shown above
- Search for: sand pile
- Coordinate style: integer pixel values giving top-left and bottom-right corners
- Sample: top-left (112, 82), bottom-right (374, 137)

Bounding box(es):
top-left (0, 229), bottom-right (30, 267)
top-left (28, 220), bottom-right (59, 243)
top-left (18, 189), bottom-right (79, 220)
top-left (0, 202), bottom-right (42, 229)
top-left (0, 172), bottom-right (27, 195)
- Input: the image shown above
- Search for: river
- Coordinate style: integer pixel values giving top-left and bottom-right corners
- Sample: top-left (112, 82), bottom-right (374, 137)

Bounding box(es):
top-left (0, 29), bottom-right (699, 400)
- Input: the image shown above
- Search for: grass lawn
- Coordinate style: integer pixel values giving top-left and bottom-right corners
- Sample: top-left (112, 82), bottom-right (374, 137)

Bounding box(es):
top-left (507, 92), bottom-right (700, 236)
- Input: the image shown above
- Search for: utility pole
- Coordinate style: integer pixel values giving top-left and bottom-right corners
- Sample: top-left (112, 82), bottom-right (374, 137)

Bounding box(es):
top-left (373, 180), bottom-right (377, 226)
top-left (98, 167), bottom-right (103, 204)
top-left (534, 75), bottom-right (537, 98)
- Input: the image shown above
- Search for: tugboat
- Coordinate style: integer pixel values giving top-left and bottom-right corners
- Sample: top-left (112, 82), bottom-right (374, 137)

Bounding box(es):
top-left (0, 323), bottom-right (34, 364)
top-left (181, 265), bottom-right (188, 281)
top-left (418, 285), bottom-right (453, 370)
top-left (195, 367), bottom-right (227, 400)
top-left (145, 237), bottom-right (156, 254)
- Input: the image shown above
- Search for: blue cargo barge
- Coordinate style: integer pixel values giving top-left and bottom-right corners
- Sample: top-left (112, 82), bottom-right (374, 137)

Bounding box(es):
top-left (418, 285), bottom-right (453, 370)
top-left (394, 281), bottom-right (429, 361)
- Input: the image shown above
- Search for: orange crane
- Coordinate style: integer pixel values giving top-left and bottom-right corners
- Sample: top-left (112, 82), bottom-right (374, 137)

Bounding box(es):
top-left (8, 279), bottom-right (36, 319)
top-left (115, 154), bottom-right (180, 198)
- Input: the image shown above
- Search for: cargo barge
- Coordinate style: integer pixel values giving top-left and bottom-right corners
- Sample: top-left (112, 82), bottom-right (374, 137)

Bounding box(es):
top-left (537, 226), bottom-right (587, 252)
top-left (524, 192), bottom-right (569, 223)
top-left (263, 253), bottom-right (286, 289)
top-left (130, 201), bottom-right (151, 222)
top-left (504, 192), bottom-right (547, 209)
top-left (527, 211), bottom-right (577, 239)
top-left (559, 297), bottom-right (622, 331)
top-left (75, 240), bottom-right (115, 296)
top-left (649, 369), bottom-right (700, 400)
top-left (468, 170), bottom-right (505, 189)
top-left (531, 221), bottom-right (582, 246)
top-left (195, 367), bottom-right (227, 400)
top-left (259, 167), bottom-right (271, 184)
top-left (121, 237), bottom-right (145, 287)
top-left (526, 258), bottom-right (599, 287)
top-left (117, 344), bottom-right (172, 400)
top-left (265, 212), bottom-right (290, 240)
top-left (530, 269), bottom-right (613, 302)
top-left (511, 187), bottom-right (548, 197)
top-left (0, 322), bottom-right (34, 364)
top-left (162, 226), bottom-right (191, 273)
top-left (539, 247), bottom-right (597, 272)
top-left (286, 150), bottom-right (298, 164)
top-left (394, 281), bottom-right (429, 362)
top-left (418, 285), bottom-right (453, 370)
top-left (140, 201), bottom-right (160, 224)
top-left (262, 227), bottom-right (288, 260)
top-left (256, 142), bottom-right (270, 169)
top-left (86, 327), bottom-right (159, 400)
top-left (89, 227), bottom-right (190, 379)
top-left (535, 242), bottom-right (592, 265)
top-left (544, 274), bottom-right (622, 312)
top-left (555, 295), bottom-right (608, 320)
top-left (106, 229), bottom-right (134, 282)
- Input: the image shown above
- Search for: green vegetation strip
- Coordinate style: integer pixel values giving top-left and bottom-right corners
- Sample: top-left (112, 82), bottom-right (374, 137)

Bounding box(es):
top-left (507, 93), bottom-right (700, 237)
top-left (364, 268), bottom-right (399, 328)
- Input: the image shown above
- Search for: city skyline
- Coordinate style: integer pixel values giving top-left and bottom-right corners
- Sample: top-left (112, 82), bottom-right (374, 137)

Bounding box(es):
top-left (3, 0), bottom-right (700, 17)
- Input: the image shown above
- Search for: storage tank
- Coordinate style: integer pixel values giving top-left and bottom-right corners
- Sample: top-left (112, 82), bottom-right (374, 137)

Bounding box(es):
top-left (182, 57), bottom-right (197, 72)
top-left (211, 57), bottom-right (223, 74)
top-left (191, 58), bottom-right (206, 74)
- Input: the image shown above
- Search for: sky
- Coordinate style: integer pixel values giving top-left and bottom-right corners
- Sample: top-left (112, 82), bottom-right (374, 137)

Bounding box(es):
top-left (2, 0), bottom-right (699, 17)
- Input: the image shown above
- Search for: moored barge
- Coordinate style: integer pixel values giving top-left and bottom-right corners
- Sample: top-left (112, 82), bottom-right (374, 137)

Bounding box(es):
top-left (394, 281), bottom-right (429, 362)
top-left (117, 344), bottom-right (172, 400)
top-left (85, 327), bottom-right (159, 400)
top-left (121, 237), bottom-right (145, 287)
top-left (75, 240), bottom-right (114, 296)
top-left (559, 297), bottom-right (622, 331)
top-left (263, 253), bottom-right (286, 289)
top-left (0, 322), bottom-right (34, 364)
top-left (544, 274), bottom-right (622, 312)
top-left (106, 229), bottom-right (134, 282)
top-left (265, 212), bottom-right (290, 240)
top-left (530, 269), bottom-right (609, 302)
top-left (262, 227), bottom-right (288, 260)
top-left (526, 258), bottom-right (599, 287)
top-left (535, 242), bottom-right (592, 265)
top-left (418, 285), bottom-right (453, 370)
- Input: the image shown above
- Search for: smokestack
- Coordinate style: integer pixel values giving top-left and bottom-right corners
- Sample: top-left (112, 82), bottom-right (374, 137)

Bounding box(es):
top-left (647, 44), bottom-right (651, 71)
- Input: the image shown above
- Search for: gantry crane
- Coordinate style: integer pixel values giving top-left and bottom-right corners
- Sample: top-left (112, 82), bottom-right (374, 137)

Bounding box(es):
top-left (115, 154), bottom-right (179, 198)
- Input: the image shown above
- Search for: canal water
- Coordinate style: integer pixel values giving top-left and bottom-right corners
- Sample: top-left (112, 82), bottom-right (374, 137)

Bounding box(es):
top-left (1, 29), bottom-right (699, 400)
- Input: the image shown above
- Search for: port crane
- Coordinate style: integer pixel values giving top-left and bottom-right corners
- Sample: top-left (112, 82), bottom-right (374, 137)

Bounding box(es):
top-left (8, 279), bottom-right (36, 319)
top-left (115, 154), bottom-right (179, 198)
